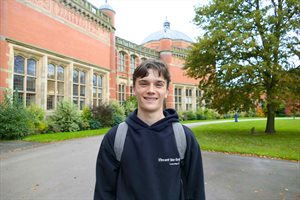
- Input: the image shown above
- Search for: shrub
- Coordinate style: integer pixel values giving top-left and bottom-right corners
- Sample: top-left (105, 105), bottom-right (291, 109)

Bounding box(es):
top-left (245, 109), bottom-right (256, 117)
top-left (256, 107), bottom-right (265, 117)
top-left (0, 91), bottom-right (32, 139)
top-left (177, 111), bottom-right (184, 121)
top-left (91, 103), bottom-right (113, 127)
top-left (275, 103), bottom-right (286, 117)
top-left (123, 96), bottom-right (137, 116)
top-left (204, 108), bottom-right (219, 119)
top-left (37, 121), bottom-right (49, 133)
top-left (26, 104), bottom-right (46, 134)
top-left (110, 101), bottom-right (126, 126)
top-left (195, 108), bottom-right (207, 120)
top-left (195, 108), bottom-right (221, 120)
top-left (81, 106), bottom-right (92, 130)
top-left (239, 112), bottom-right (248, 118)
top-left (184, 110), bottom-right (197, 120)
top-left (82, 106), bottom-right (92, 121)
top-left (48, 101), bottom-right (82, 132)
top-left (89, 119), bottom-right (102, 129)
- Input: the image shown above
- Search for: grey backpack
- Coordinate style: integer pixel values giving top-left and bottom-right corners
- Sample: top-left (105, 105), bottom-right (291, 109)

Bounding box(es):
top-left (114, 122), bottom-right (187, 162)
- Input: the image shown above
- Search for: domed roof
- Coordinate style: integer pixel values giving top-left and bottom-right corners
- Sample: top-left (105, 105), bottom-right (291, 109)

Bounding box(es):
top-left (141, 18), bottom-right (194, 44)
top-left (99, 0), bottom-right (115, 13)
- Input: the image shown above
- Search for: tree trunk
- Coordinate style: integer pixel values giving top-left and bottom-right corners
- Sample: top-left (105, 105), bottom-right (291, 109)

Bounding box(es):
top-left (265, 103), bottom-right (276, 134)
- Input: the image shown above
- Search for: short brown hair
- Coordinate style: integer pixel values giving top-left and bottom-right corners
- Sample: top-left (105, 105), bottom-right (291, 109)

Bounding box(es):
top-left (133, 59), bottom-right (171, 88)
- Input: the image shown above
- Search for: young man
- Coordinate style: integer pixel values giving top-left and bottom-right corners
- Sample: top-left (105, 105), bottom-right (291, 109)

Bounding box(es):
top-left (94, 59), bottom-right (205, 200)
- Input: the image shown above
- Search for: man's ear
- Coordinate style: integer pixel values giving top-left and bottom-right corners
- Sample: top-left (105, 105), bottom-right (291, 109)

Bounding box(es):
top-left (133, 85), bottom-right (137, 96)
top-left (164, 88), bottom-right (169, 98)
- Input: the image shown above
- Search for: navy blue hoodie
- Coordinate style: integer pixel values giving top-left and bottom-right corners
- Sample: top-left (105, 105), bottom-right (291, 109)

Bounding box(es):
top-left (94, 109), bottom-right (205, 200)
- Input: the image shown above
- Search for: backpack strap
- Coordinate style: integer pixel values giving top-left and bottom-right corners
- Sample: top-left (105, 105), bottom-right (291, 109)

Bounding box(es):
top-left (114, 122), bottom-right (128, 162)
top-left (172, 122), bottom-right (187, 160)
top-left (114, 121), bottom-right (187, 162)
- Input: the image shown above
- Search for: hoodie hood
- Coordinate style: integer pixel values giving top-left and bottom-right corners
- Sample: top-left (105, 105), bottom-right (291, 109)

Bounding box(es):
top-left (126, 108), bottom-right (179, 132)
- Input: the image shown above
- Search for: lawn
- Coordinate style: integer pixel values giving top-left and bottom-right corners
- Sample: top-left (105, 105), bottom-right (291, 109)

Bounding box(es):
top-left (192, 119), bottom-right (300, 161)
top-left (23, 128), bottom-right (110, 143)
top-left (23, 118), bottom-right (299, 161)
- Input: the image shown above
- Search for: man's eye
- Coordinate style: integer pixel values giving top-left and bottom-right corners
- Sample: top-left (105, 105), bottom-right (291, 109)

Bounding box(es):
top-left (156, 83), bottom-right (164, 87)
top-left (140, 82), bottom-right (148, 86)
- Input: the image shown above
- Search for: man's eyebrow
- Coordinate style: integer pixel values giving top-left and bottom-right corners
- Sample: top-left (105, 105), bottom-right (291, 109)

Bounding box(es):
top-left (156, 80), bottom-right (166, 84)
top-left (138, 80), bottom-right (149, 83)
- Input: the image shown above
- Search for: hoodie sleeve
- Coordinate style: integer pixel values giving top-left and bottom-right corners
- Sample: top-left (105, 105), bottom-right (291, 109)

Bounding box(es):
top-left (181, 126), bottom-right (206, 200)
top-left (94, 126), bottom-right (120, 200)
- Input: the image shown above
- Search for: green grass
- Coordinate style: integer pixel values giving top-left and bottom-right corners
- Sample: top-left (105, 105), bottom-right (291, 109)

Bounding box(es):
top-left (181, 119), bottom-right (229, 124)
top-left (192, 119), bottom-right (300, 161)
top-left (23, 128), bottom-right (110, 143)
top-left (22, 118), bottom-right (299, 160)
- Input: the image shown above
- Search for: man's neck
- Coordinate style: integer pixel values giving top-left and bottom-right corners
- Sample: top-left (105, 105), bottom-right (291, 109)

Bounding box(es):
top-left (137, 109), bottom-right (165, 126)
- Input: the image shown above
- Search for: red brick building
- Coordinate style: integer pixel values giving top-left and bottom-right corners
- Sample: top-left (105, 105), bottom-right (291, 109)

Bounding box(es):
top-left (0, 0), bottom-right (200, 113)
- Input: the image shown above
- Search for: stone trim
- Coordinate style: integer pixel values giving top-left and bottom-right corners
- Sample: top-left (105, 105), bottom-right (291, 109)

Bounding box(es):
top-left (6, 38), bottom-right (110, 72)
top-left (116, 37), bottom-right (159, 58)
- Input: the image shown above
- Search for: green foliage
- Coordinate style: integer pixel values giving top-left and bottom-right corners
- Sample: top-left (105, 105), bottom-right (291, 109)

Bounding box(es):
top-left (23, 127), bottom-right (110, 143)
top-left (26, 104), bottom-right (46, 133)
top-left (37, 121), bottom-right (49, 133)
top-left (185, 0), bottom-right (300, 133)
top-left (110, 101), bottom-right (126, 126)
top-left (196, 108), bottom-right (221, 120)
top-left (82, 106), bottom-right (92, 121)
top-left (177, 111), bottom-right (184, 121)
top-left (89, 119), bottom-right (102, 129)
top-left (0, 91), bottom-right (32, 139)
top-left (192, 119), bottom-right (300, 160)
top-left (91, 103), bottom-right (113, 127)
top-left (183, 110), bottom-right (197, 120)
top-left (244, 109), bottom-right (256, 117)
top-left (49, 101), bottom-right (82, 132)
top-left (275, 103), bottom-right (286, 117)
top-left (180, 108), bottom-right (222, 121)
top-left (123, 96), bottom-right (137, 116)
top-left (80, 106), bottom-right (93, 130)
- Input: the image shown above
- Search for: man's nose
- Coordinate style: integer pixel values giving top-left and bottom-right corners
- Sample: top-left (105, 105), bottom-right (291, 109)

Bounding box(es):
top-left (147, 84), bottom-right (155, 93)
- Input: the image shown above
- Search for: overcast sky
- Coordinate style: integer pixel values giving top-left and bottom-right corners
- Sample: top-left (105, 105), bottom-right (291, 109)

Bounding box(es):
top-left (88, 0), bottom-right (207, 44)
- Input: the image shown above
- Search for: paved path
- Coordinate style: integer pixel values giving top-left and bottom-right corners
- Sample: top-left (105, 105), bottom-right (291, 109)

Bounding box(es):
top-left (0, 119), bottom-right (299, 200)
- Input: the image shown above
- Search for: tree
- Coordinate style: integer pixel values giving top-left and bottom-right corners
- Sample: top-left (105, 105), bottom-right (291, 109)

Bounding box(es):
top-left (185, 0), bottom-right (300, 134)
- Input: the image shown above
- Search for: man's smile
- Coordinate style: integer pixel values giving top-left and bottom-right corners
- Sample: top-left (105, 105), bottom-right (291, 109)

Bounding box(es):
top-left (144, 97), bottom-right (158, 101)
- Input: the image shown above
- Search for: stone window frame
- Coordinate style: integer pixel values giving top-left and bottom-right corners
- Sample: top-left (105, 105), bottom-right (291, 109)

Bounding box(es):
top-left (73, 68), bottom-right (86, 110)
top-left (92, 72), bottom-right (104, 107)
top-left (130, 54), bottom-right (137, 74)
top-left (13, 53), bottom-right (38, 107)
top-left (118, 83), bottom-right (125, 105)
top-left (174, 87), bottom-right (183, 111)
top-left (118, 51), bottom-right (126, 72)
top-left (185, 88), bottom-right (193, 111)
top-left (196, 89), bottom-right (201, 109)
top-left (46, 62), bottom-right (65, 110)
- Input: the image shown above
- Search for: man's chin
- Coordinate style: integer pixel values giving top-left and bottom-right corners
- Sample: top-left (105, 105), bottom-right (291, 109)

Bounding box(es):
top-left (139, 105), bottom-right (162, 113)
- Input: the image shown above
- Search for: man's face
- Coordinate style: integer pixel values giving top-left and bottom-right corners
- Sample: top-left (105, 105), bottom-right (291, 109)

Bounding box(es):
top-left (133, 69), bottom-right (169, 114)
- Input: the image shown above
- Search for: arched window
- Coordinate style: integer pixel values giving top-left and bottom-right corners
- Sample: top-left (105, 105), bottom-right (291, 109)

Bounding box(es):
top-left (93, 73), bottom-right (103, 107)
top-left (118, 84), bottom-right (125, 104)
top-left (47, 63), bottom-right (64, 110)
top-left (13, 55), bottom-right (37, 106)
top-left (130, 55), bottom-right (137, 74)
top-left (73, 68), bottom-right (86, 110)
top-left (196, 89), bottom-right (201, 109)
top-left (118, 51), bottom-right (126, 72)
top-left (14, 56), bottom-right (25, 74)
top-left (174, 87), bottom-right (182, 111)
top-left (185, 88), bottom-right (192, 110)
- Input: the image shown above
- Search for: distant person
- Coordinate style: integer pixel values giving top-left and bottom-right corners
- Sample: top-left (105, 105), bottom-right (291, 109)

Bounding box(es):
top-left (94, 59), bottom-right (206, 200)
